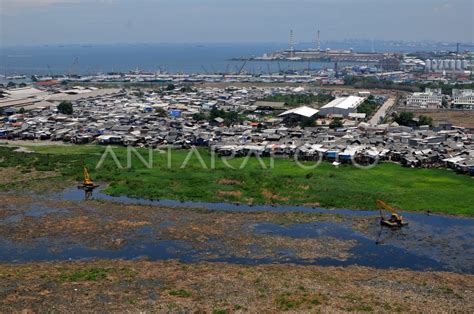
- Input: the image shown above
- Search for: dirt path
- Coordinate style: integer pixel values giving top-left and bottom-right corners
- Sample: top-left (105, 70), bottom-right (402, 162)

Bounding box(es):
top-left (0, 139), bottom-right (71, 147)
top-left (369, 96), bottom-right (396, 125)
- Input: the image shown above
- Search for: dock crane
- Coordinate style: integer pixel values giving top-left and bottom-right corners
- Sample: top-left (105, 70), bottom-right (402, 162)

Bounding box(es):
top-left (78, 166), bottom-right (99, 200)
top-left (68, 57), bottom-right (79, 77)
top-left (46, 64), bottom-right (53, 77)
top-left (237, 60), bottom-right (247, 74)
top-left (376, 200), bottom-right (408, 228)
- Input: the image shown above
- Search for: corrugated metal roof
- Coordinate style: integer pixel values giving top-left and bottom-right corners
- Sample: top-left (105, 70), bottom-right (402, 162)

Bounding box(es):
top-left (279, 106), bottom-right (319, 118)
top-left (321, 96), bottom-right (365, 110)
top-left (47, 88), bottom-right (122, 101)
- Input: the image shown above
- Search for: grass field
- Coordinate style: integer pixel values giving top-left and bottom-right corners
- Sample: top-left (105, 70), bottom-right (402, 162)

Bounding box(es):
top-left (0, 144), bottom-right (473, 216)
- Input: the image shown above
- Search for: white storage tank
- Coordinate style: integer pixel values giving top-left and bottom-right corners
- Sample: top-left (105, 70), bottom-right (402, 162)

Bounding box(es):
top-left (462, 59), bottom-right (469, 69)
top-left (449, 60), bottom-right (456, 70)
top-left (425, 59), bottom-right (432, 72)
top-left (431, 59), bottom-right (438, 71)
top-left (456, 59), bottom-right (462, 70)
top-left (438, 60), bottom-right (444, 70)
top-left (443, 59), bottom-right (450, 69)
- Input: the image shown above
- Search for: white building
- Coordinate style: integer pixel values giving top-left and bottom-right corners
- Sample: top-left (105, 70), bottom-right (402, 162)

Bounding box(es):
top-left (452, 89), bottom-right (474, 110)
top-left (406, 88), bottom-right (443, 109)
top-left (279, 106), bottom-right (319, 118)
top-left (318, 96), bottom-right (366, 117)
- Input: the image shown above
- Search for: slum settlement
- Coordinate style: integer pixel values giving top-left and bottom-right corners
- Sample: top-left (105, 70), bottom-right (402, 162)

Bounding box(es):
top-left (0, 85), bottom-right (473, 175)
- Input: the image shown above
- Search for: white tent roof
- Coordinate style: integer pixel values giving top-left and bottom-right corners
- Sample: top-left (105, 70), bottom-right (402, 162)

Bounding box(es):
top-left (321, 96), bottom-right (365, 110)
top-left (279, 106), bottom-right (319, 118)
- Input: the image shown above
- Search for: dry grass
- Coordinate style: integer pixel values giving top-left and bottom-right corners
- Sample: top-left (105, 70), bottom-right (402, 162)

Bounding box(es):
top-left (0, 167), bottom-right (59, 185)
top-left (217, 179), bottom-right (242, 186)
top-left (115, 220), bottom-right (151, 228)
top-left (262, 190), bottom-right (290, 202)
top-left (218, 190), bottom-right (243, 197)
top-left (413, 111), bottom-right (474, 128)
top-left (0, 260), bottom-right (472, 312)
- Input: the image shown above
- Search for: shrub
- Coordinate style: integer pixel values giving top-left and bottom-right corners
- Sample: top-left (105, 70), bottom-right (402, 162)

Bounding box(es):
top-left (57, 101), bottom-right (73, 115)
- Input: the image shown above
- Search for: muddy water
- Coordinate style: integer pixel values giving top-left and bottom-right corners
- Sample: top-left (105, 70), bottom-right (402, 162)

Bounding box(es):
top-left (58, 187), bottom-right (375, 216)
top-left (247, 222), bottom-right (460, 271)
top-left (0, 188), bottom-right (472, 274)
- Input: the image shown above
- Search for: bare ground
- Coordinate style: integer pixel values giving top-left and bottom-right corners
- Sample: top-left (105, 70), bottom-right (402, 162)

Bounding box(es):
top-left (412, 111), bottom-right (474, 129)
top-left (0, 260), bottom-right (472, 313)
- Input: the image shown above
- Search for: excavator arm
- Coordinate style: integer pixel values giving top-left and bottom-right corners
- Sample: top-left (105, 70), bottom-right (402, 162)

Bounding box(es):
top-left (376, 200), bottom-right (398, 215)
top-left (376, 200), bottom-right (406, 226)
top-left (79, 166), bottom-right (98, 200)
top-left (83, 166), bottom-right (94, 186)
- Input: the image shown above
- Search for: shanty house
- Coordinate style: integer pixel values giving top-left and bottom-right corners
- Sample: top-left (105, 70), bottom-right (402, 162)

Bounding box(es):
top-left (254, 101), bottom-right (286, 113)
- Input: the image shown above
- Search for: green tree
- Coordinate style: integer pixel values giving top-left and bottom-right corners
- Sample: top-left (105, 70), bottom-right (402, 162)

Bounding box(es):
top-left (300, 117), bottom-right (315, 128)
top-left (209, 106), bottom-right (225, 121)
top-left (442, 97), bottom-right (449, 108)
top-left (357, 99), bottom-right (379, 118)
top-left (166, 83), bottom-right (175, 91)
top-left (418, 115), bottom-right (433, 127)
top-left (208, 107), bottom-right (242, 126)
top-left (224, 111), bottom-right (240, 126)
top-left (57, 101), bottom-right (73, 115)
top-left (192, 112), bottom-right (207, 121)
top-left (180, 85), bottom-right (194, 93)
top-left (394, 111), bottom-right (414, 126)
top-left (329, 118), bottom-right (343, 129)
top-left (263, 93), bottom-right (333, 107)
top-left (155, 108), bottom-right (168, 117)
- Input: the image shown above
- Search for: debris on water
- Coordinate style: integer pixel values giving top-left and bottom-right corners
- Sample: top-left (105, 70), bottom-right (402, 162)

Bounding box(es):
top-left (0, 191), bottom-right (472, 274)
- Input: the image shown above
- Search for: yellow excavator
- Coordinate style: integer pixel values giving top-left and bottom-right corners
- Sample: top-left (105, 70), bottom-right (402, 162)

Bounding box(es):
top-left (376, 200), bottom-right (408, 228)
top-left (78, 166), bottom-right (99, 200)
top-left (83, 166), bottom-right (95, 187)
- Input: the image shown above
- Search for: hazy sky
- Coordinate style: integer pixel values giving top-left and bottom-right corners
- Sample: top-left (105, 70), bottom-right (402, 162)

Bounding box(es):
top-left (1, 0), bottom-right (473, 46)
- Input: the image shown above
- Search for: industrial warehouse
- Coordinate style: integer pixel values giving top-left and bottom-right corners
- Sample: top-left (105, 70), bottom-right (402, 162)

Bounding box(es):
top-left (318, 96), bottom-right (366, 116)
